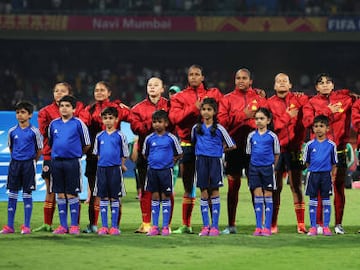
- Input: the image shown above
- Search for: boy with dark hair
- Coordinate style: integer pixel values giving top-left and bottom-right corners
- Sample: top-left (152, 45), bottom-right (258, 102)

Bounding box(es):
top-left (303, 115), bottom-right (338, 236)
top-left (0, 101), bottom-right (43, 234)
top-left (143, 110), bottom-right (183, 236)
top-left (48, 95), bottom-right (91, 234)
top-left (94, 107), bottom-right (129, 235)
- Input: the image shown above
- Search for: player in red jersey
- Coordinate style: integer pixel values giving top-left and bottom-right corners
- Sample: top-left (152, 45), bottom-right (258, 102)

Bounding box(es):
top-left (82, 81), bottom-right (130, 233)
top-left (34, 82), bottom-right (90, 232)
top-left (267, 73), bottom-right (308, 234)
top-left (217, 68), bottom-right (267, 234)
top-left (130, 77), bottom-right (171, 234)
top-left (169, 64), bottom-right (223, 234)
top-left (302, 73), bottom-right (353, 235)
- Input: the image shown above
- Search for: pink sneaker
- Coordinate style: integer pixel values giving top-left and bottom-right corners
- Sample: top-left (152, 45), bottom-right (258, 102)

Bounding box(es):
top-left (307, 227), bottom-right (317, 236)
top-left (198, 226), bottom-right (210, 236)
top-left (20, 225), bottom-right (31, 234)
top-left (161, 227), bottom-right (170, 236)
top-left (53, 226), bottom-right (68, 234)
top-left (109, 227), bottom-right (120, 235)
top-left (146, 226), bottom-right (160, 236)
top-left (209, 227), bottom-right (220, 236)
top-left (323, 227), bottom-right (332, 236)
top-left (69, 226), bottom-right (80, 235)
top-left (262, 228), bottom-right (272, 236)
top-left (98, 227), bottom-right (109, 235)
top-left (0, 225), bottom-right (14, 234)
top-left (253, 228), bottom-right (262, 236)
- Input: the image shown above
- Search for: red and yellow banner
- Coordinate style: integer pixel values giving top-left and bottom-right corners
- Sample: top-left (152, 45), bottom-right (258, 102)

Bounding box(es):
top-left (0, 15), bottom-right (327, 32)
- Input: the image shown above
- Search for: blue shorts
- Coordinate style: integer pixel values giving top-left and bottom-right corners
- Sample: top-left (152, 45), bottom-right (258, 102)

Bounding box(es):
top-left (94, 166), bottom-right (125, 199)
top-left (145, 168), bottom-right (173, 196)
top-left (7, 159), bottom-right (36, 193)
top-left (51, 158), bottom-right (82, 195)
top-left (195, 155), bottom-right (224, 190)
top-left (248, 164), bottom-right (276, 191)
top-left (224, 147), bottom-right (249, 175)
top-left (275, 151), bottom-right (303, 171)
top-left (305, 171), bottom-right (333, 198)
top-left (179, 145), bottom-right (195, 164)
top-left (41, 160), bottom-right (52, 180)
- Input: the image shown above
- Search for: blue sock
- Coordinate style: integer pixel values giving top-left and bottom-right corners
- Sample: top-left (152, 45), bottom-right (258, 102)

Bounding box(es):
top-left (100, 199), bottom-right (109, 228)
top-left (322, 198), bottom-right (331, 228)
top-left (57, 198), bottom-right (67, 229)
top-left (7, 191), bottom-right (18, 229)
top-left (309, 198), bottom-right (318, 228)
top-left (200, 198), bottom-right (209, 227)
top-left (68, 197), bottom-right (79, 226)
top-left (211, 196), bottom-right (220, 229)
top-left (111, 200), bottom-right (120, 228)
top-left (254, 196), bottom-right (263, 229)
top-left (23, 193), bottom-right (33, 228)
top-left (162, 199), bottom-right (171, 228)
top-left (264, 196), bottom-right (273, 230)
top-left (151, 200), bottom-right (160, 227)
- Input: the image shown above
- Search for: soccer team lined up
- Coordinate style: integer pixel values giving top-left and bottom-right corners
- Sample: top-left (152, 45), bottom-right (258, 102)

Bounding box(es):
top-left (1, 64), bottom-right (360, 237)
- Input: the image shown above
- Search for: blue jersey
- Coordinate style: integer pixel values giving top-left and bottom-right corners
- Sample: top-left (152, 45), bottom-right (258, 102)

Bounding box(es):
top-left (303, 138), bottom-right (337, 172)
top-left (93, 130), bottom-right (129, 167)
top-left (49, 117), bottom-right (90, 159)
top-left (142, 132), bottom-right (182, 169)
top-left (8, 124), bottom-right (43, 161)
top-left (191, 123), bottom-right (235, 158)
top-left (246, 130), bottom-right (280, 166)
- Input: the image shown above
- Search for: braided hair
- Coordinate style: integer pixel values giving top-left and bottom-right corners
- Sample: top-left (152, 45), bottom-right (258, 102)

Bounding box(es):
top-left (195, 97), bottom-right (218, 137)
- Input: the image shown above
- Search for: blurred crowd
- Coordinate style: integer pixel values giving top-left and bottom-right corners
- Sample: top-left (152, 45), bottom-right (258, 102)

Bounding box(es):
top-left (0, 0), bottom-right (360, 16)
top-left (1, 40), bottom-right (360, 111)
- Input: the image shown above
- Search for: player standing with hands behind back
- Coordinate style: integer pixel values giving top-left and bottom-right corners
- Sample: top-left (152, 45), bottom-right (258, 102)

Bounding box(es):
top-left (169, 64), bottom-right (223, 234)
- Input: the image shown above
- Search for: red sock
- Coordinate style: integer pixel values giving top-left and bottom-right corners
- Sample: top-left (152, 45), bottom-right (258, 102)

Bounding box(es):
top-left (295, 202), bottom-right (305, 224)
top-left (44, 200), bottom-right (54, 225)
top-left (316, 192), bottom-right (323, 226)
top-left (77, 202), bottom-right (81, 225)
top-left (117, 204), bottom-right (122, 226)
top-left (141, 191), bottom-right (152, 223)
top-left (182, 196), bottom-right (195, 227)
top-left (94, 202), bottom-right (100, 226)
top-left (227, 179), bottom-right (240, 226)
top-left (169, 194), bottom-right (174, 226)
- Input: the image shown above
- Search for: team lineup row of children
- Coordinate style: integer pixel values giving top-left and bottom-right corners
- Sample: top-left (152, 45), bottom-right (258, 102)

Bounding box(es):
top-left (1, 64), bottom-right (359, 237)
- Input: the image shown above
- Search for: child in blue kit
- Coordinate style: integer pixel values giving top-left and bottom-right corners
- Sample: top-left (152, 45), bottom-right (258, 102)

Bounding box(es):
top-left (303, 115), bottom-right (337, 236)
top-left (48, 95), bottom-right (91, 235)
top-left (93, 107), bottom-right (129, 235)
top-left (246, 107), bottom-right (280, 236)
top-left (142, 110), bottom-right (183, 236)
top-left (192, 98), bottom-right (236, 237)
top-left (0, 101), bottom-right (43, 234)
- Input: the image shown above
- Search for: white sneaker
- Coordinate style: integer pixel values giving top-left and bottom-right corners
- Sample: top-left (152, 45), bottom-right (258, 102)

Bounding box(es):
top-left (334, 224), bottom-right (345, 234)
top-left (316, 225), bottom-right (323, 235)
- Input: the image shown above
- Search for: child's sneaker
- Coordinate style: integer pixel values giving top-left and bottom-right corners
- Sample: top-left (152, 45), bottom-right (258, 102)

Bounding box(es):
top-left (271, 225), bottom-right (278, 234)
top-left (199, 226), bottom-right (210, 236)
top-left (69, 226), bottom-right (80, 235)
top-left (297, 223), bottom-right (308, 234)
top-left (253, 228), bottom-right (262, 236)
top-left (146, 226), bottom-right (160, 236)
top-left (161, 227), bottom-right (170, 236)
top-left (307, 227), bottom-right (317, 236)
top-left (53, 226), bottom-right (68, 234)
top-left (98, 227), bottom-right (109, 235)
top-left (0, 225), bottom-right (14, 234)
top-left (109, 227), bottom-right (120, 235)
top-left (221, 226), bottom-right (237, 235)
top-left (334, 224), bottom-right (345, 234)
top-left (262, 228), bottom-right (272, 236)
top-left (323, 227), bottom-right (332, 236)
top-left (33, 224), bottom-right (52, 232)
top-left (209, 227), bottom-right (220, 236)
top-left (20, 225), bottom-right (31, 234)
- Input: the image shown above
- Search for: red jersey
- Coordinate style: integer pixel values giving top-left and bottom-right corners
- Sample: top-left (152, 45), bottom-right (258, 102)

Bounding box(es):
top-left (268, 92), bottom-right (308, 151)
top-left (351, 99), bottom-right (360, 146)
top-left (38, 101), bottom-right (89, 160)
top-left (218, 88), bottom-right (267, 150)
top-left (168, 83), bottom-right (223, 143)
top-left (85, 99), bottom-right (131, 153)
top-left (130, 97), bottom-right (169, 151)
top-left (302, 90), bottom-right (352, 148)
